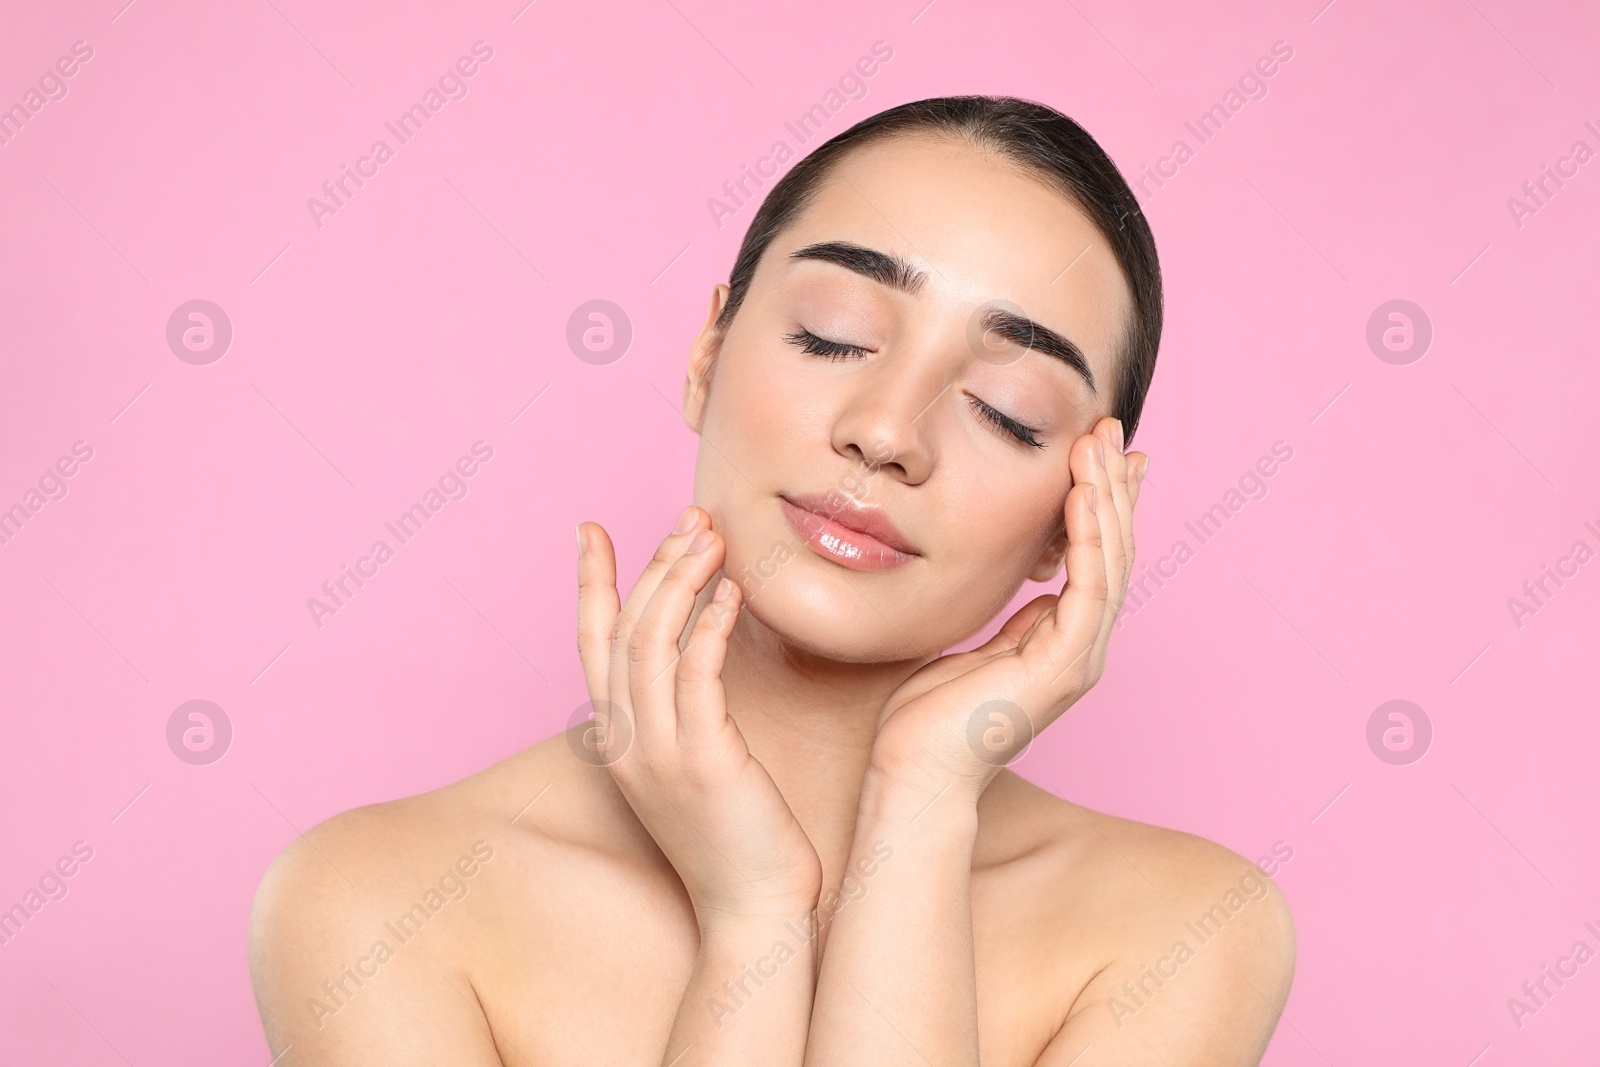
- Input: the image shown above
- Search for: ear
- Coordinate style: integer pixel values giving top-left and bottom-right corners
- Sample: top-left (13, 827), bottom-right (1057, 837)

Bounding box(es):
top-left (1027, 515), bottom-right (1068, 584)
top-left (683, 284), bottom-right (731, 434)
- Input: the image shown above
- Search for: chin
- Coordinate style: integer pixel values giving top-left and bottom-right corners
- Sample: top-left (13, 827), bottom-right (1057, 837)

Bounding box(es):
top-left (726, 541), bottom-right (983, 664)
top-left (741, 585), bottom-right (919, 664)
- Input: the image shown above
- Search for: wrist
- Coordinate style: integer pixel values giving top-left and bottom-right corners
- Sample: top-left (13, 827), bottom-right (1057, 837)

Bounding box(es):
top-left (867, 711), bottom-right (1009, 802)
top-left (693, 897), bottom-right (819, 944)
top-left (866, 734), bottom-right (993, 804)
top-left (859, 760), bottom-right (982, 836)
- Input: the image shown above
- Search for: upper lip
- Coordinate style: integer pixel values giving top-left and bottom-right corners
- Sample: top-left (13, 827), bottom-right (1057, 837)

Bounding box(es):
top-left (781, 492), bottom-right (921, 556)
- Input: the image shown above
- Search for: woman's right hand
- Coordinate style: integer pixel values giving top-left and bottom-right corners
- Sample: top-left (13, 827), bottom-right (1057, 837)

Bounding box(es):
top-left (575, 506), bottom-right (823, 929)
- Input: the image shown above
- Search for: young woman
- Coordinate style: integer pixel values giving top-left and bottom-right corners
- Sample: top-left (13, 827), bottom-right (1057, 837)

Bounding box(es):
top-left (250, 95), bottom-right (1295, 1066)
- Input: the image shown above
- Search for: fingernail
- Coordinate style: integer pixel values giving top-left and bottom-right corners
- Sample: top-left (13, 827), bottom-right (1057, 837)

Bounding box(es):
top-left (1113, 419), bottom-right (1125, 451)
top-left (673, 505), bottom-right (697, 535)
top-left (687, 529), bottom-right (714, 553)
top-left (576, 524), bottom-right (587, 558)
top-left (712, 576), bottom-right (732, 602)
top-left (1086, 483), bottom-right (1098, 511)
top-left (1094, 436), bottom-right (1106, 468)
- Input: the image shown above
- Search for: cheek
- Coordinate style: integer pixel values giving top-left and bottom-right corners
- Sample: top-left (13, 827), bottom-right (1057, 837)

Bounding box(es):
top-left (692, 350), bottom-right (808, 580)
top-left (945, 471), bottom-right (1066, 562)
top-left (697, 342), bottom-right (843, 509)
top-left (703, 341), bottom-right (816, 447)
top-left (912, 483), bottom-right (1063, 632)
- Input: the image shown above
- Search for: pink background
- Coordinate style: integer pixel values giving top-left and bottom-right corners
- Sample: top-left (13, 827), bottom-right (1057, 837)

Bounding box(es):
top-left (3, 0), bottom-right (1598, 1062)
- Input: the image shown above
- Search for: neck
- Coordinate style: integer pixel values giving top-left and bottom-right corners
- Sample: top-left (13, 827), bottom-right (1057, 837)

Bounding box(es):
top-left (699, 574), bottom-right (936, 881)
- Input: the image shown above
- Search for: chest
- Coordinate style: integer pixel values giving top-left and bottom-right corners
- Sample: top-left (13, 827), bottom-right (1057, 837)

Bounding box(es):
top-left (463, 855), bottom-right (1083, 1066)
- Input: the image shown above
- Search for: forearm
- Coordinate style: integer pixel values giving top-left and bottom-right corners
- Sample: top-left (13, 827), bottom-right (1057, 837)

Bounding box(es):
top-left (805, 768), bottom-right (982, 1067)
top-left (661, 910), bottom-right (818, 1066)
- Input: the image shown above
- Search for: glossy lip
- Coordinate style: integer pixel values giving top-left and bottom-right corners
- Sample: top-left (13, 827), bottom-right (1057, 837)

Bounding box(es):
top-left (779, 492), bottom-right (920, 572)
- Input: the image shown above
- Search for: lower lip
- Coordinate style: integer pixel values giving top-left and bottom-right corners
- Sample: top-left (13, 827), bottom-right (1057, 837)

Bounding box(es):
top-left (779, 498), bottom-right (918, 572)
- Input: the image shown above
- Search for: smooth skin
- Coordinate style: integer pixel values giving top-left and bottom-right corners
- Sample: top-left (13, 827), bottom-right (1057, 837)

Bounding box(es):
top-left (249, 131), bottom-right (1295, 1066)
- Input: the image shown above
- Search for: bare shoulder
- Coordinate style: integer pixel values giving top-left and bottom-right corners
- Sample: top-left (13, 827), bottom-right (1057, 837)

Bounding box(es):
top-left (978, 772), bottom-right (1296, 1066)
top-left (246, 730), bottom-right (617, 1064)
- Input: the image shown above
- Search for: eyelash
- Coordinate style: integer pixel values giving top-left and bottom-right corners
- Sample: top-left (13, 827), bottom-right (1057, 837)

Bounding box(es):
top-left (782, 328), bottom-right (1046, 449)
top-left (783, 328), bottom-right (868, 361)
top-left (967, 395), bottom-right (1045, 449)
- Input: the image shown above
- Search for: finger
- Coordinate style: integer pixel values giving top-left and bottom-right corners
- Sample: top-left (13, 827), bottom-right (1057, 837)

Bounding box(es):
top-left (609, 506), bottom-right (710, 743)
top-left (576, 521), bottom-right (620, 713)
top-left (1123, 453), bottom-right (1147, 619)
top-left (1126, 452), bottom-right (1147, 510)
top-left (629, 526), bottom-right (728, 739)
top-left (1029, 435), bottom-right (1108, 695)
top-left (612, 505), bottom-right (709, 649)
top-left (1087, 421), bottom-right (1138, 664)
top-left (1092, 418), bottom-right (1131, 606)
top-left (578, 522), bottom-right (635, 766)
top-left (675, 574), bottom-right (743, 742)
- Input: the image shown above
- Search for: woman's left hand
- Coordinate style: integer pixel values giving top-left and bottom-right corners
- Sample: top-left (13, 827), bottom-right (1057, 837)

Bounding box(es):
top-left (869, 415), bottom-right (1147, 799)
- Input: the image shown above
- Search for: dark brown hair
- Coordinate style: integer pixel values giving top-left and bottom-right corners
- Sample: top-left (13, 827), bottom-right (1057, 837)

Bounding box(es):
top-left (713, 94), bottom-right (1163, 444)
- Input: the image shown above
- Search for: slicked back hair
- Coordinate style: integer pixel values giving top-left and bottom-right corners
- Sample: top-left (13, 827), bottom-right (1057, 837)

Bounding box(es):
top-left (712, 94), bottom-right (1163, 444)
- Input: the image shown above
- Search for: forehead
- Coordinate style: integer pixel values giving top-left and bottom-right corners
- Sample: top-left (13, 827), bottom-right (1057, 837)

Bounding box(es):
top-left (766, 132), bottom-right (1132, 381)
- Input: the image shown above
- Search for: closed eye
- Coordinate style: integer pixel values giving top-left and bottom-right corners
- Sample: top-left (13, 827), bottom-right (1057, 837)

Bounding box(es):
top-left (966, 393), bottom-right (1045, 449)
top-left (783, 327), bottom-right (870, 361)
top-left (785, 327), bottom-right (1044, 449)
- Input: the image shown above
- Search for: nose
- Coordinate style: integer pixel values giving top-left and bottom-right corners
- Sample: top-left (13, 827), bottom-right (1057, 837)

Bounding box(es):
top-left (830, 356), bottom-right (941, 485)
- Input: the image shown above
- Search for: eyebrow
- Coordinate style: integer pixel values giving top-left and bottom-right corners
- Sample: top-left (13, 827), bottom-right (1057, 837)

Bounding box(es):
top-left (787, 240), bottom-right (1097, 396)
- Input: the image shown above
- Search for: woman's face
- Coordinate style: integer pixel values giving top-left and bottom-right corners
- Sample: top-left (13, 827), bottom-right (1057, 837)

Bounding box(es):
top-left (684, 131), bottom-right (1132, 662)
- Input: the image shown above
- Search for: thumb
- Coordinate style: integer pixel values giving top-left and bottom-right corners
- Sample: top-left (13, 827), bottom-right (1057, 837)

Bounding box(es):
top-left (990, 593), bottom-right (1057, 651)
